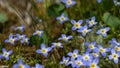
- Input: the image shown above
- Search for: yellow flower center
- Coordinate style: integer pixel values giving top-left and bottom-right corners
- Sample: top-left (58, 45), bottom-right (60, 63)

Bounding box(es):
top-left (19, 36), bottom-right (23, 39)
top-left (115, 47), bottom-right (120, 51)
top-left (24, 39), bottom-right (27, 42)
top-left (41, 49), bottom-right (47, 53)
top-left (74, 23), bottom-right (80, 28)
top-left (36, 31), bottom-right (41, 35)
top-left (17, 27), bottom-right (22, 30)
top-left (83, 29), bottom-right (88, 33)
top-left (89, 45), bottom-right (94, 49)
top-left (100, 48), bottom-right (105, 53)
top-left (19, 64), bottom-right (24, 68)
top-left (89, 20), bottom-right (94, 25)
top-left (9, 39), bottom-right (14, 43)
top-left (113, 54), bottom-right (118, 59)
top-left (77, 61), bottom-right (82, 65)
top-left (55, 43), bottom-right (60, 47)
top-left (67, 0), bottom-right (71, 5)
top-left (63, 60), bottom-right (67, 63)
top-left (63, 37), bottom-right (67, 41)
top-left (100, 29), bottom-right (106, 34)
top-left (90, 63), bottom-right (96, 68)
top-left (72, 53), bottom-right (77, 58)
top-left (93, 53), bottom-right (98, 57)
top-left (60, 17), bottom-right (65, 21)
top-left (3, 52), bottom-right (9, 57)
top-left (84, 56), bottom-right (89, 60)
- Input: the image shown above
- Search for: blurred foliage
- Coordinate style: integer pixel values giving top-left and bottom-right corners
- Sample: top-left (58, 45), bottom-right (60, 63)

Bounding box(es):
top-left (103, 12), bottom-right (120, 29)
top-left (0, 13), bottom-right (8, 23)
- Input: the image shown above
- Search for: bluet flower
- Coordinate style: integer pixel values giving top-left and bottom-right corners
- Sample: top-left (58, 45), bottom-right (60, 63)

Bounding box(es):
top-left (0, 48), bottom-right (13, 60)
top-left (82, 52), bottom-right (92, 66)
top-left (108, 49), bottom-right (120, 64)
top-left (33, 30), bottom-right (44, 37)
top-left (14, 25), bottom-right (25, 32)
top-left (21, 37), bottom-right (29, 45)
top-left (5, 34), bottom-right (18, 45)
top-left (16, 34), bottom-right (26, 40)
top-left (75, 56), bottom-right (84, 68)
top-left (35, 63), bottom-right (44, 68)
top-left (67, 49), bottom-right (80, 59)
top-left (86, 16), bottom-right (97, 27)
top-left (77, 25), bottom-right (92, 36)
top-left (89, 59), bottom-right (99, 68)
top-left (71, 20), bottom-right (83, 30)
top-left (51, 42), bottom-right (63, 48)
top-left (56, 13), bottom-right (69, 24)
top-left (67, 58), bottom-right (76, 68)
top-left (96, 27), bottom-right (110, 37)
top-left (60, 56), bottom-right (69, 66)
top-left (85, 41), bottom-right (97, 52)
top-left (95, 45), bottom-right (108, 57)
top-left (38, 0), bottom-right (42, 3)
top-left (12, 58), bottom-right (30, 68)
top-left (36, 43), bottom-right (52, 57)
top-left (62, 0), bottom-right (76, 8)
top-left (58, 34), bottom-right (72, 42)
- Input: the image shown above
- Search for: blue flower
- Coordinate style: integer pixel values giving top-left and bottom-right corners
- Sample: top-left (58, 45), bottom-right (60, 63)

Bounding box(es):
top-left (89, 59), bottom-right (99, 68)
top-left (16, 34), bottom-right (26, 40)
top-left (20, 37), bottom-right (29, 45)
top-left (109, 38), bottom-right (120, 46)
top-left (60, 56), bottom-right (69, 66)
top-left (97, 0), bottom-right (102, 3)
top-left (56, 13), bottom-right (69, 24)
top-left (0, 48), bottom-right (13, 60)
top-left (75, 56), bottom-right (84, 68)
top-left (58, 34), bottom-right (72, 42)
top-left (36, 43), bottom-right (52, 57)
top-left (5, 34), bottom-right (18, 45)
top-left (35, 63), bottom-right (44, 68)
top-left (95, 45), bottom-right (108, 57)
top-left (86, 16), bottom-right (97, 27)
top-left (85, 41), bottom-right (97, 52)
top-left (71, 20), bottom-right (83, 30)
top-left (62, 0), bottom-right (76, 8)
top-left (91, 52), bottom-right (100, 58)
top-left (12, 58), bottom-right (30, 68)
top-left (82, 52), bottom-right (93, 66)
top-left (14, 25), bottom-right (25, 32)
top-left (67, 49), bottom-right (80, 59)
top-left (77, 25), bottom-right (92, 36)
top-left (51, 42), bottom-right (63, 48)
top-left (33, 30), bottom-right (44, 36)
top-left (38, 0), bottom-right (42, 3)
top-left (67, 58), bottom-right (76, 68)
top-left (108, 49), bottom-right (120, 64)
top-left (96, 27), bottom-right (110, 37)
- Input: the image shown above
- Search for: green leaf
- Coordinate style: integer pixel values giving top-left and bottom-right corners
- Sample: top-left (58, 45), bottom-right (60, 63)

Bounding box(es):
top-left (0, 13), bottom-right (8, 23)
top-left (102, 12), bottom-right (120, 28)
top-left (54, 3), bottom-right (65, 12)
top-left (47, 3), bottom-right (65, 17)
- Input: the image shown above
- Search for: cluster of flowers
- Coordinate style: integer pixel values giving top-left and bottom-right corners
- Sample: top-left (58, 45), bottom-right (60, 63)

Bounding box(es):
top-left (57, 13), bottom-right (110, 37)
top-left (2, 24), bottom-right (73, 67)
top-left (60, 38), bottom-right (120, 68)
top-left (0, 25), bottom-right (45, 68)
top-left (5, 25), bottom-right (44, 45)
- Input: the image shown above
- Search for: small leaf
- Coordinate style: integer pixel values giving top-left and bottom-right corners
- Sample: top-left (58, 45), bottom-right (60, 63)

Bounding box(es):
top-left (102, 12), bottom-right (120, 28)
top-left (0, 13), bottom-right (8, 23)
